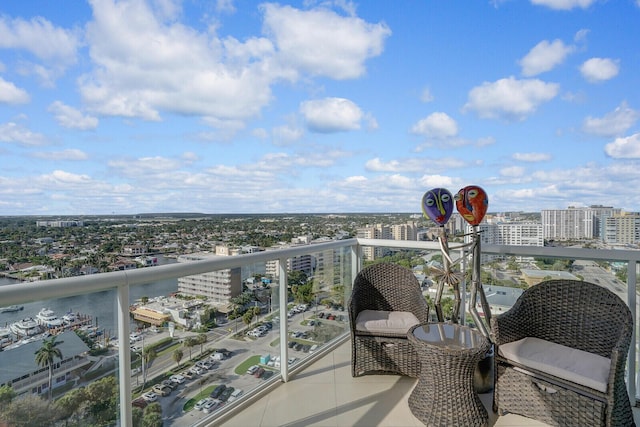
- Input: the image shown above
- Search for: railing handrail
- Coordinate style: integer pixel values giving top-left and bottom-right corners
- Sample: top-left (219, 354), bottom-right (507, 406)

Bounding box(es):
top-left (2, 237), bottom-right (639, 425)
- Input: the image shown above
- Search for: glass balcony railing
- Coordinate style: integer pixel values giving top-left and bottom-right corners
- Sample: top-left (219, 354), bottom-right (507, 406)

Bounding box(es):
top-left (0, 238), bottom-right (638, 426)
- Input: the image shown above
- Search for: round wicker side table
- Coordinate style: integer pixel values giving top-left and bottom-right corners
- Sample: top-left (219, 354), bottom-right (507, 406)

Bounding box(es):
top-left (408, 323), bottom-right (490, 427)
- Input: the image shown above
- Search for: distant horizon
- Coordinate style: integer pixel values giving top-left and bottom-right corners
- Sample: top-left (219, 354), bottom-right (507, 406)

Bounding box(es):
top-left (1, 1), bottom-right (638, 215)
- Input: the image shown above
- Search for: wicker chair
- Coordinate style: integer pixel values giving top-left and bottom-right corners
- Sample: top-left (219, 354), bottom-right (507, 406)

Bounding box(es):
top-left (348, 262), bottom-right (430, 377)
top-left (491, 279), bottom-right (635, 426)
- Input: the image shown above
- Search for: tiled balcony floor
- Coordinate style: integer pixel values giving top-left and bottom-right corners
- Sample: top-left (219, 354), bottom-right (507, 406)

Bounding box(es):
top-left (219, 340), bottom-right (640, 427)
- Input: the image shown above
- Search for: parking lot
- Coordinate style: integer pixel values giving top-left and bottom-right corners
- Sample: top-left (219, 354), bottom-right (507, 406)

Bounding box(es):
top-left (135, 304), bottom-right (346, 426)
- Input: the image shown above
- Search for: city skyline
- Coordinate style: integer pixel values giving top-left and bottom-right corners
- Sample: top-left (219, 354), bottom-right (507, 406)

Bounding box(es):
top-left (0, 1), bottom-right (639, 216)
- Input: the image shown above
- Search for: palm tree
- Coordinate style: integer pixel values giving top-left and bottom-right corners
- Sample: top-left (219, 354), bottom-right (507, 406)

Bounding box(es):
top-left (196, 333), bottom-right (207, 355)
top-left (34, 336), bottom-right (63, 400)
top-left (172, 349), bottom-right (183, 369)
top-left (141, 347), bottom-right (157, 389)
top-left (183, 336), bottom-right (197, 360)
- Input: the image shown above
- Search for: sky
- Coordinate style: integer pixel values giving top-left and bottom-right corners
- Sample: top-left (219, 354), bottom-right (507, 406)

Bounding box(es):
top-left (0, 0), bottom-right (639, 216)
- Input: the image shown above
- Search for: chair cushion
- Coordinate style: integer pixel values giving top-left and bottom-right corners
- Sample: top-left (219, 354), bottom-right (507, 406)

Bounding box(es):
top-left (355, 310), bottom-right (420, 335)
top-left (498, 337), bottom-right (610, 393)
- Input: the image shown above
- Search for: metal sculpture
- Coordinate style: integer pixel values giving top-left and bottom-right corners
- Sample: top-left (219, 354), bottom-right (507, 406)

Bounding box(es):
top-left (421, 188), bottom-right (462, 323)
top-left (455, 185), bottom-right (491, 337)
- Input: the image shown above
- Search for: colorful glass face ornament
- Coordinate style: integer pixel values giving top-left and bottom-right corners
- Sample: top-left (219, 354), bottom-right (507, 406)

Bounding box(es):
top-left (455, 185), bottom-right (488, 226)
top-left (422, 188), bottom-right (454, 225)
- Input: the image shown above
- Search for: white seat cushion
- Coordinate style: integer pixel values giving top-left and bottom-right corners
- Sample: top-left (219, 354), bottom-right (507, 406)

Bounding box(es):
top-left (498, 337), bottom-right (611, 393)
top-left (355, 310), bottom-right (420, 335)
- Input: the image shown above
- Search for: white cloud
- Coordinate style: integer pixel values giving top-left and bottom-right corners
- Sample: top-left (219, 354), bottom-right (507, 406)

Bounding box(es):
top-left (300, 97), bottom-right (364, 133)
top-left (604, 133), bottom-right (640, 159)
top-left (418, 174), bottom-right (457, 189)
top-left (0, 122), bottom-right (47, 146)
top-left (272, 124), bottom-right (304, 145)
top-left (48, 101), bottom-right (99, 130)
top-left (0, 77), bottom-right (30, 104)
top-left (512, 152), bottom-right (552, 162)
top-left (519, 39), bottom-right (574, 76)
top-left (410, 112), bottom-right (458, 138)
top-left (580, 57), bottom-right (620, 83)
top-left (582, 102), bottom-right (639, 137)
top-left (261, 3), bottom-right (391, 80)
top-left (463, 76), bottom-right (559, 121)
top-left (0, 16), bottom-right (79, 63)
top-left (366, 156), bottom-right (467, 173)
top-left (500, 166), bottom-right (525, 177)
top-left (31, 149), bottom-right (89, 161)
top-left (530, 0), bottom-right (596, 10)
top-left (420, 87), bottom-right (434, 102)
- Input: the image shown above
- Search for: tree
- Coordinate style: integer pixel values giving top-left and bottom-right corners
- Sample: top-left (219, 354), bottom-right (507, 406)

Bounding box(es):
top-left (183, 336), bottom-right (197, 360)
top-left (0, 384), bottom-right (16, 411)
top-left (1, 394), bottom-right (53, 427)
top-left (172, 348), bottom-right (184, 368)
top-left (34, 335), bottom-right (63, 400)
top-left (197, 333), bottom-right (207, 354)
top-left (142, 347), bottom-right (157, 389)
top-left (53, 387), bottom-right (86, 425)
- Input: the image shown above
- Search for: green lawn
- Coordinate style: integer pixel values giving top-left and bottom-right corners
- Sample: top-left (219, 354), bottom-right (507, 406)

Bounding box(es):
top-left (234, 355), bottom-right (264, 375)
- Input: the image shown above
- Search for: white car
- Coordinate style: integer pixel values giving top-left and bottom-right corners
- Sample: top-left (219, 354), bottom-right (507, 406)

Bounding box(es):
top-left (227, 389), bottom-right (243, 402)
top-left (170, 374), bottom-right (185, 384)
top-left (203, 398), bottom-right (221, 413)
top-left (142, 392), bottom-right (157, 402)
top-left (190, 366), bottom-right (204, 375)
top-left (246, 365), bottom-right (259, 375)
top-left (194, 397), bottom-right (212, 411)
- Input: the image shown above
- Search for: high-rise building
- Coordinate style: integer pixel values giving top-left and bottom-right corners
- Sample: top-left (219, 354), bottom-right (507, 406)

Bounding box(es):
top-left (604, 213), bottom-right (640, 245)
top-left (356, 224), bottom-right (391, 261)
top-left (177, 252), bottom-right (242, 305)
top-left (541, 207), bottom-right (595, 240)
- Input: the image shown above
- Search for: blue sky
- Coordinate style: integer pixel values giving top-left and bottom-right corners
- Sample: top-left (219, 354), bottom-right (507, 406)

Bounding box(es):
top-left (0, 0), bottom-right (639, 215)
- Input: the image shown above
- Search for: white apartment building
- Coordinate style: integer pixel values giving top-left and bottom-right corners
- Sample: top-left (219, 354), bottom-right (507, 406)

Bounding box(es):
top-left (541, 207), bottom-right (595, 240)
top-left (177, 252), bottom-right (242, 305)
top-left (466, 222), bottom-right (543, 262)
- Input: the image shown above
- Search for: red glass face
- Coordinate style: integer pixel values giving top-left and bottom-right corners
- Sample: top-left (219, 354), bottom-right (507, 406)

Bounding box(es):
top-left (455, 185), bottom-right (488, 226)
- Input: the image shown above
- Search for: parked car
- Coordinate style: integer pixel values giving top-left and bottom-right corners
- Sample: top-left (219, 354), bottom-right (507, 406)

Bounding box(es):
top-left (181, 371), bottom-right (194, 380)
top-left (262, 370), bottom-right (274, 380)
top-left (162, 379), bottom-right (178, 390)
top-left (194, 397), bottom-right (212, 411)
top-left (219, 386), bottom-right (235, 402)
top-left (210, 384), bottom-right (226, 399)
top-left (309, 344), bottom-right (319, 353)
top-left (142, 392), bottom-right (157, 402)
top-left (131, 397), bottom-right (148, 409)
top-left (254, 367), bottom-right (265, 378)
top-left (190, 366), bottom-right (204, 375)
top-left (152, 384), bottom-right (171, 396)
top-left (246, 365), bottom-right (259, 375)
top-left (170, 374), bottom-right (185, 384)
top-left (227, 388), bottom-right (243, 402)
top-left (203, 398), bottom-right (220, 413)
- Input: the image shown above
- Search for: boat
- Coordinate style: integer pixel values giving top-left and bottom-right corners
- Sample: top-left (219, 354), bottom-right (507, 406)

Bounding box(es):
top-left (62, 311), bottom-right (77, 324)
top-left (0, 305), bottom-right (24, 313)
top-left (9, 318), bottom-right (43, 337)
top-left (36, 308), bottom-right (64, 328)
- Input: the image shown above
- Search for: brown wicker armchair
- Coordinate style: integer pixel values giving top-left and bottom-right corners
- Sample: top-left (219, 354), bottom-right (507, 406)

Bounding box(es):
top-left (348, 262), bottom-right (430, 377)
top-left (491, 279), bottom-right (635, 426)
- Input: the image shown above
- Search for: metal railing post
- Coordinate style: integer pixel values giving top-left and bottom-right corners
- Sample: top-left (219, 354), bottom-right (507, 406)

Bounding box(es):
top-left (279, 257), bottom-right (289, 382)
top-left (117, 276), bottom-right (133, 427)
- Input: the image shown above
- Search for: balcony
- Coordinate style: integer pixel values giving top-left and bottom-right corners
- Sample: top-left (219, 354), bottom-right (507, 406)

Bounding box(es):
top-left (0, 238), bottom-right (639, 426)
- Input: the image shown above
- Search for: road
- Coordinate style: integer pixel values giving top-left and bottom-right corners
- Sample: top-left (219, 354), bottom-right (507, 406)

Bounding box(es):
top-left (571, 260), bottom-right (628, 300)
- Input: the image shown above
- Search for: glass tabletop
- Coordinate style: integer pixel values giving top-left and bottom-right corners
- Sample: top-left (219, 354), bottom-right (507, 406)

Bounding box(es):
top-left (412, 323), bottom-right (486, 350)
